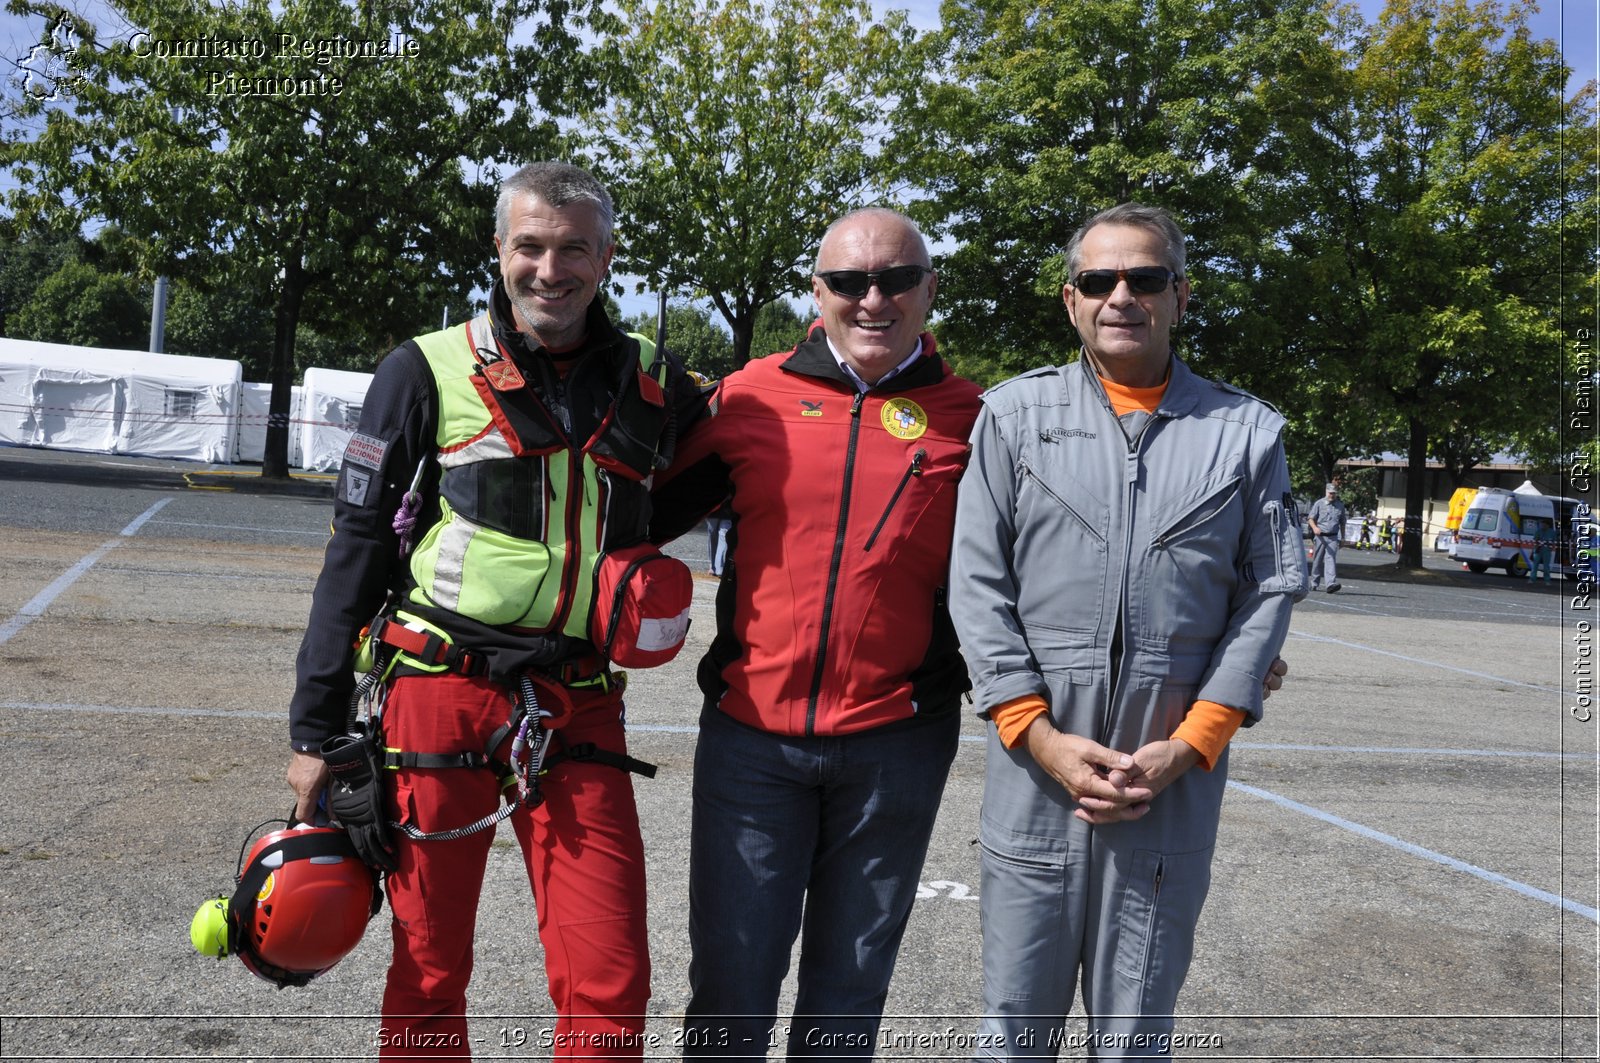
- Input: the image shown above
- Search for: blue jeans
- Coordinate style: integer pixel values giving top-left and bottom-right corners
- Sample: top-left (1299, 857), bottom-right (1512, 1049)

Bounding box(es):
top-left (684, 706), bottom-right (960, 1060)
top-left (706, 518), bottom-right (733, 576)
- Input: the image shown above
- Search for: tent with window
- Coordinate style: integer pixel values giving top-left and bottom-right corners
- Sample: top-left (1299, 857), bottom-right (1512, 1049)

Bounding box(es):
top-left (0, 336), bottom-right (242, 462)
top-left (298, 367), bottom-right (374, 471)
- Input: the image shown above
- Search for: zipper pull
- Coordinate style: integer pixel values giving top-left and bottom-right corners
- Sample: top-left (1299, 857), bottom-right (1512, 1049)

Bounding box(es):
top-left (863, 448), bottom-right (930, 552)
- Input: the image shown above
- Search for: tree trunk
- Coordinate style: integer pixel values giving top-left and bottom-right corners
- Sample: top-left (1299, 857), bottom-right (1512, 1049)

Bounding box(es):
top-left (1400, 413), bottom-right (1427, 569)
top-left (261, 257), bottom-right (305, 480)
top-left (730, 310), bottom-right (755, 369)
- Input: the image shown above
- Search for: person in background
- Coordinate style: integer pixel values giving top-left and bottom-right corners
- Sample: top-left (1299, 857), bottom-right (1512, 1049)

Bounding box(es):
top-left (1529, 522), bottom-right (1557, 584)
top-left (1308, 482), bottom-right (1347, 592)
top-left (704, 499), bottom-right (734, 577)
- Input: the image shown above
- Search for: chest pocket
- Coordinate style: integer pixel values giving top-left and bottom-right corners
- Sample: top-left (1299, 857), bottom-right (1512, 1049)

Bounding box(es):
top-left (1139, 468), bottom-right (1245, 654)
top-left (1015, 457), bottom-right (1108, 639)
top-left (439, 458), bottom-right (546, 540)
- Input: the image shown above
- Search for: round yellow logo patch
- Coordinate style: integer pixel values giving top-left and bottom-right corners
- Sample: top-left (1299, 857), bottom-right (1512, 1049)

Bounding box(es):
top-left (257, 871), bottom-right (276, 903)
top-left (880, 398), bottom-right (928, 440)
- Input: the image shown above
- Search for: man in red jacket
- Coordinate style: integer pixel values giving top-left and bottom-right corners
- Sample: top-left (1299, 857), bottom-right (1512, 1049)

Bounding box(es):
top-left (650, 207), bottom-right (981, 1059)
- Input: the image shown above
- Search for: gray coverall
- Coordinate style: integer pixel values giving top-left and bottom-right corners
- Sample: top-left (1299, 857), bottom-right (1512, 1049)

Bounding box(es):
top-left (949, 355), bottom-right (1307, 1059)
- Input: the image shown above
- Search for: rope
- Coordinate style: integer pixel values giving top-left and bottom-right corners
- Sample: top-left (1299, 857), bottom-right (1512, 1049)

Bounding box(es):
top-left (391, 457), bottom-right (429, 557)
top-left (387, 675), bottom-right (554, 843)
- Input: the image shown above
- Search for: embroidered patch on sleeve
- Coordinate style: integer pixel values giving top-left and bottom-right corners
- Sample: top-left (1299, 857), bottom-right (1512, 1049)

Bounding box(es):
top-left (344, 432), bottom-right (388, 472)
top-left (343, 468), bottom-right (373, 507)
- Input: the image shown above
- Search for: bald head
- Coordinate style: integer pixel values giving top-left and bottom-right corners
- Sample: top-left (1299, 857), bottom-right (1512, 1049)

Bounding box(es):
top-left (814, 208), bottom-right (931, 273)
top-left (810, 208), bottom-right (937, 385)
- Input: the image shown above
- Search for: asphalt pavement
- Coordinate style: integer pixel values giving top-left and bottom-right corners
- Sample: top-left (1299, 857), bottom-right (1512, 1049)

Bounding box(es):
top-left (0, 445), bottom-right (1595, 1061)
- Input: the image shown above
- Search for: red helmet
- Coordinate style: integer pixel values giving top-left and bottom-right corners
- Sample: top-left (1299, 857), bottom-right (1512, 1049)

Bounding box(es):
top-left (226, 825), bottom-right (380, 988)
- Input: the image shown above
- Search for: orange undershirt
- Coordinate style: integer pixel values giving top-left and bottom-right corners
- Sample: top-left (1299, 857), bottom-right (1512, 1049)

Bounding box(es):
top-left (987, 375), bottom-right (1247, 770)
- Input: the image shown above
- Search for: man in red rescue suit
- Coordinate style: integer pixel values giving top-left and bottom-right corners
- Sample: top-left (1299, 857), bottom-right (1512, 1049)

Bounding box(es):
top-left (286, 162), bottom-right (704, 1059)
top-left (647, 208), bottom-right (983, 1058)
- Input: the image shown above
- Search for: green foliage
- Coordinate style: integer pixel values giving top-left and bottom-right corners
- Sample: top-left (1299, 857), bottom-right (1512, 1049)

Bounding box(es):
top-left (625, 302), bottom-right (735, 381)
top-left (2, 0), bottom-right (601, 473)
top-left (8, 259), bottom-right (149, 348)
top-left (750, 300), bottom-right (809, 362)
top-left (622, 299), bottom-right (809, 382)
top-left (587, 0), bottom-right (929, 366)
top-left (896, 0), bottom-right (1331, 388)
top-left (1333, 466), bottom-right (1382, 516)
top-left (163, 282), bottom-right (274, 375)
top-left (0, 225), bottom-right (81, 335)
top-left (1260, 0), bottom-right (1593, 562)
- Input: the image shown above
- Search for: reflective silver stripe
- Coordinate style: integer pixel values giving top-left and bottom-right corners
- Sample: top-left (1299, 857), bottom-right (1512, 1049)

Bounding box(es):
top-left (439, 429), bottom-right (515, 468)
top-left (429, 511), bottom-right (480, 611)
top-left (467, 314), bottom-right (496, 357)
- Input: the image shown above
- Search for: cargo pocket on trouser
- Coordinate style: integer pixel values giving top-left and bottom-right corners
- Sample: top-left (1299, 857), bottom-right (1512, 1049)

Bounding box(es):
top-left (1112, 846), bottom-right (1214, 1012)
top-left (977, 840), bottom-right (1075, 1007)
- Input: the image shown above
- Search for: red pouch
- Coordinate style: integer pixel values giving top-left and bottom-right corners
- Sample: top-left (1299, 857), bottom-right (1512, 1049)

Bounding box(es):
top-left (591, 543), bottom-right (693, 668)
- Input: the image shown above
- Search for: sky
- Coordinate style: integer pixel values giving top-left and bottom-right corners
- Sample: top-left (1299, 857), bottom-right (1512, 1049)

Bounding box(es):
top-left (1, 0), bottom-right (1595, 332)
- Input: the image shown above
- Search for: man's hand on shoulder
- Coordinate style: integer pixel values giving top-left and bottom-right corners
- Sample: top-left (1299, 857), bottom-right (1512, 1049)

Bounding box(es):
top-left (1023, 717), bottom-right (1154, 824)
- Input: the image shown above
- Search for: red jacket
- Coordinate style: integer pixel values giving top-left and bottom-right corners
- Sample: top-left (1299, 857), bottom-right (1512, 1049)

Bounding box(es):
top-left (652, 324), bottom-right (982, 736)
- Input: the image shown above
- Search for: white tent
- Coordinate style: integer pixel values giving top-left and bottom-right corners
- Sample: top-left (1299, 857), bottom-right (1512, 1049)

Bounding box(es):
top-left (0, 336), bottom-right (242, 463)
top-left (235, 382), bottom-right (304, 466)
top-left (298, 367), bottom-right (374, 471)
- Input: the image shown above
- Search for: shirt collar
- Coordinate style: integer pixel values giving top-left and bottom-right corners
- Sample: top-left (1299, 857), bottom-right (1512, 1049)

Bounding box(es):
top-left (824, 336), bottom-right (926, 394)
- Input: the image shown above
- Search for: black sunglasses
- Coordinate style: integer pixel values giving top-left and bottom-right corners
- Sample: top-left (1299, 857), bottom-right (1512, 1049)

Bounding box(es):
top-left (1071, 267), bottom-right (1180, 296)
top-left (815, 265), bottom-right (931, 298)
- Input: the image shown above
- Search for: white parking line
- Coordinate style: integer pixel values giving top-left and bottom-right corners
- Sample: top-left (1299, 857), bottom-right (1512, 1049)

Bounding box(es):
top-left (1228, 779), bottom-right (1599, 923)
top-left (1232, 741), bottom-right (1590, 761)
top-left (1287, 631), bottom-right (1563, 694)
top-left (2, 702), bottom-right (1589, 921)
top-left (1298, 594), bottom-right (1556, 625)
top-left (0, 498), bottom-right (173, 646)
top-left (147, 518), bottom-right (328, 536)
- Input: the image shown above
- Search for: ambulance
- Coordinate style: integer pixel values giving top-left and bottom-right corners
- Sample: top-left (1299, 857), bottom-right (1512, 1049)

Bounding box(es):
top-left (1450, 484), bottom-right (1583, 577)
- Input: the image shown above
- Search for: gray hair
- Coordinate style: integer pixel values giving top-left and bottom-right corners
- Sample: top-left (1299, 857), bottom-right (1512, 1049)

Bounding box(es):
top-left (813, 207), bottom-right (932, 273)
top-left (495, 162), bottom-right (615, 248)
top-left (1064, 202), bottom-right (1187, 280)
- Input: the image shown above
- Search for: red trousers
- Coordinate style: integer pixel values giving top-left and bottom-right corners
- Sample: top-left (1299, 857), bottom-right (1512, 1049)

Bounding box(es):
top-left (376, 672), bottom-right (650, 1060)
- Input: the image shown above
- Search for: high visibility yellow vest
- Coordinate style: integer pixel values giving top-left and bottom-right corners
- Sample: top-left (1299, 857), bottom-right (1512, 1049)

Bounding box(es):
top-left (405, 314), bottom-right (669, 638)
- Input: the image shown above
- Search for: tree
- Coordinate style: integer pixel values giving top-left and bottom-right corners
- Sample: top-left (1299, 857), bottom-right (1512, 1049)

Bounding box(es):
top-left (163, 282), bottom-right (275, 375)
top-left (8, 258), bottom-right (148, 348)
top-left (3, 0), bottom-right (603, 476)
top-left (750, 299), bottom-right (808, 362)
top-left (586, 0), bottom-right (927, 367)
top-left (1259, 0), bottom-right (1593, 567)
top-left (0, 224), bottom-right (79, 335)
top-left (893, 0), bottom-right (1332, 388)
top-left (625, 301), bottom-right (735, 381)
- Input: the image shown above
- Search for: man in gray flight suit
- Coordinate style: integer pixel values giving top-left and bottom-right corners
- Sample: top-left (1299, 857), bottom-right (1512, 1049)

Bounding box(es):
top-left (949, 203), bottom-right (1308, 1059)
top-left (1308, 482), bottom-right (1347, 592)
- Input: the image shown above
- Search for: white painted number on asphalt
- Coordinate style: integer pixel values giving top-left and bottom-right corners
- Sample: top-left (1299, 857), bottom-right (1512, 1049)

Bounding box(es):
top-left (916, 880), bottom-right (978, 901)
